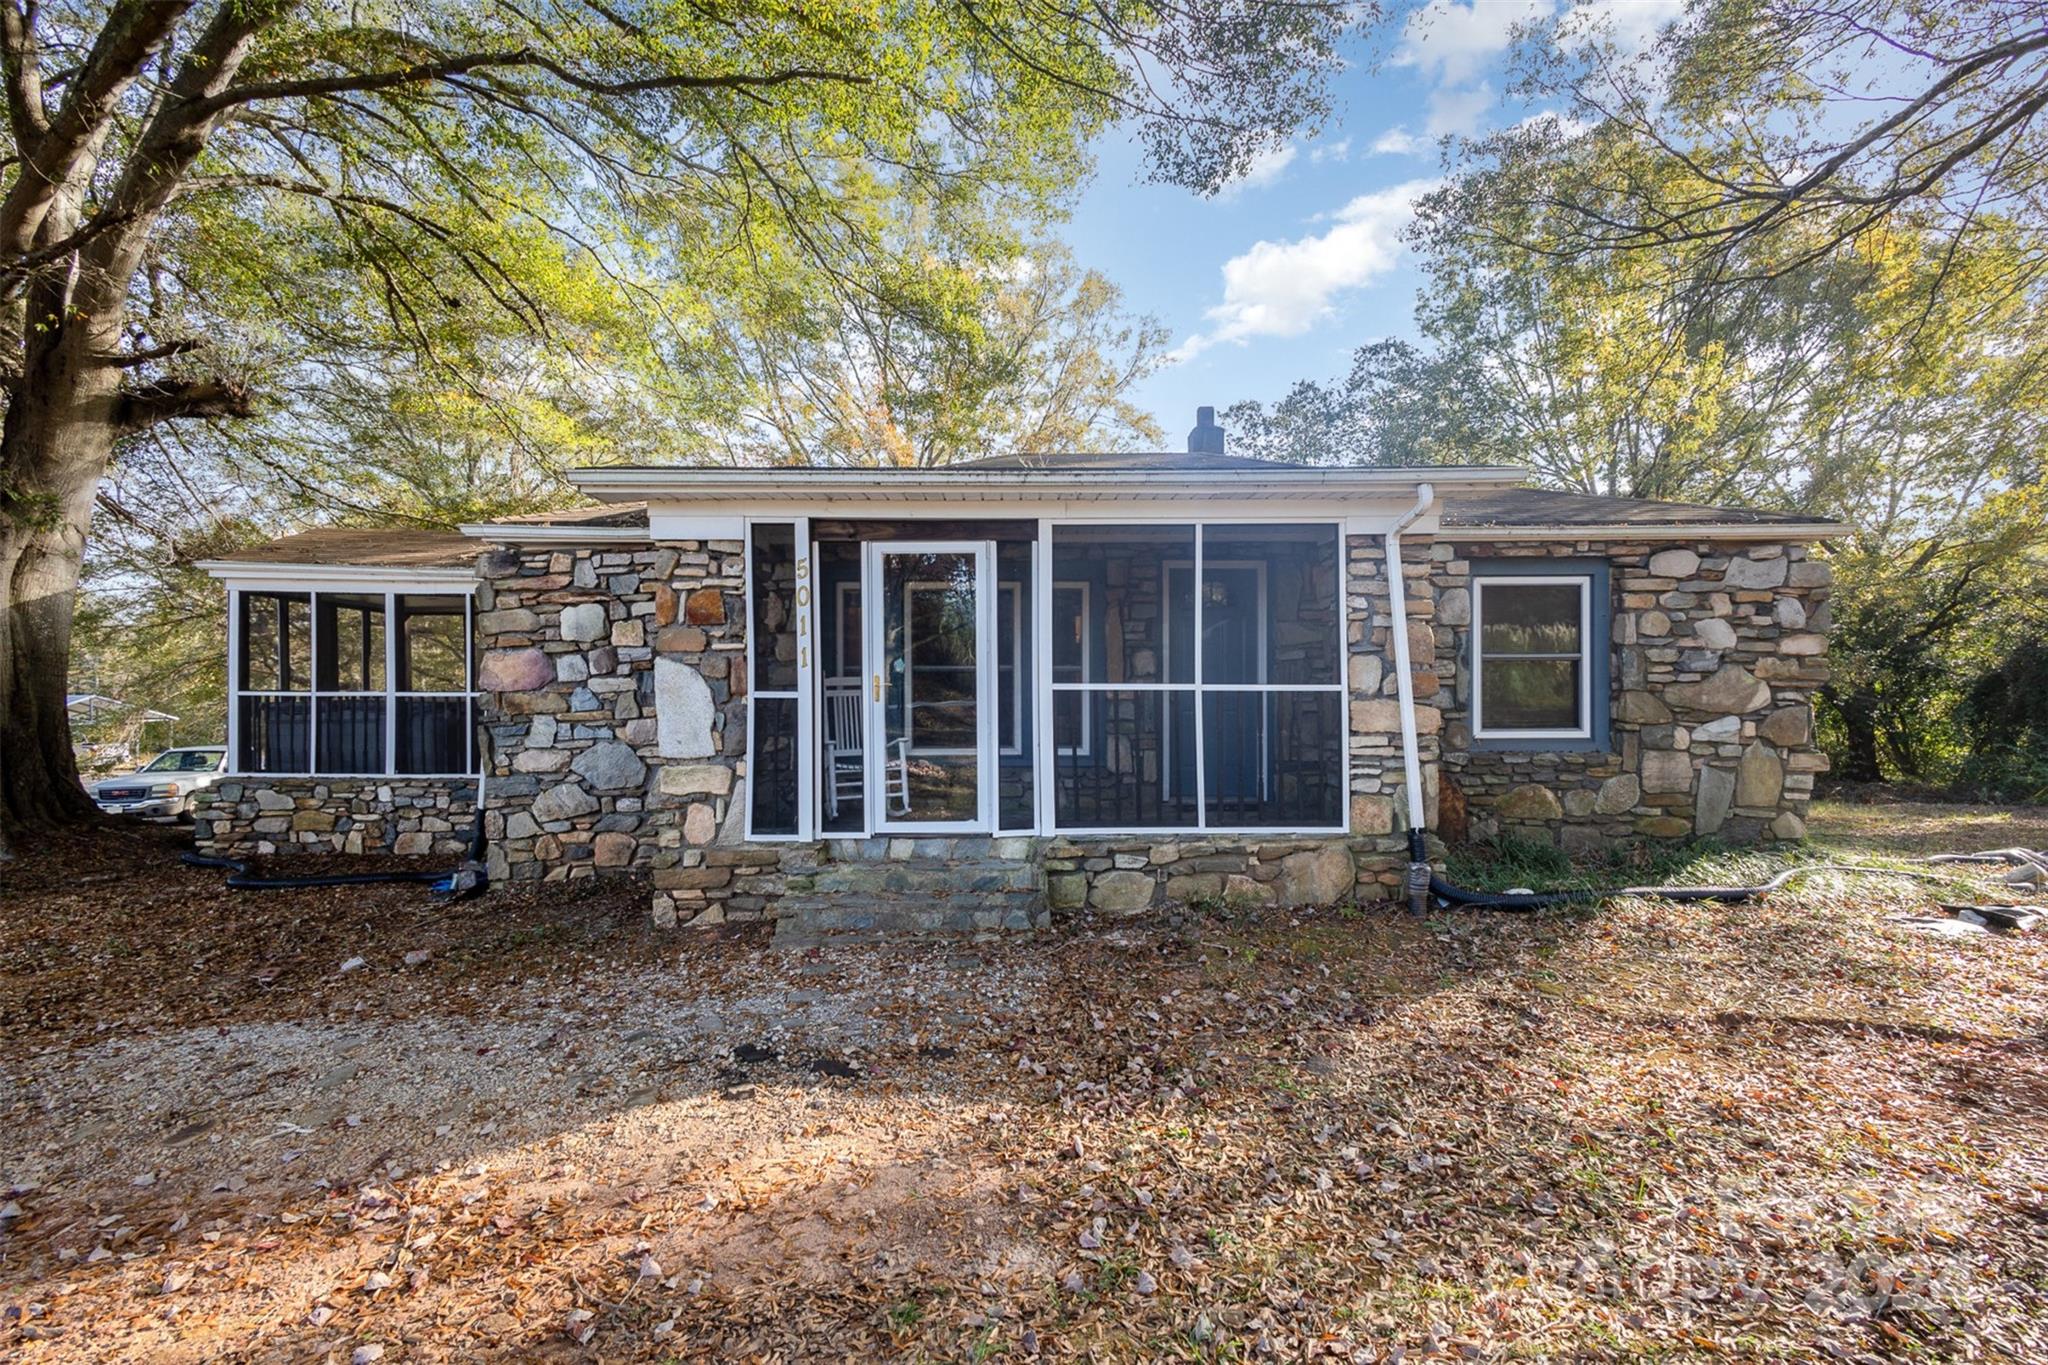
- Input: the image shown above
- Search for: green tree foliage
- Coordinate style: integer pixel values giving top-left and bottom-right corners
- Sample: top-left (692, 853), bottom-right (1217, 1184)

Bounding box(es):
top-left (1231, 0), bottom-right (2048, 790)
top-left (1, 0), bottom-right (1360, 832)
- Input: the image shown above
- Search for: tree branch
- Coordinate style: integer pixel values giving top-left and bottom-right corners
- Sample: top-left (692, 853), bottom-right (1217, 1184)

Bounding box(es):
top-left (0, 0), bottom-right (50, 146)
top-left (114, 375), bottom-right (252, 433)
top-left (0, 0), bottom-right (196, 259)
top-left (188, 48), bottom-right (870, 121)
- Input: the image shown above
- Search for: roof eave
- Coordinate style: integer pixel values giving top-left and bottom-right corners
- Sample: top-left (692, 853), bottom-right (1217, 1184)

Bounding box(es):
top-left (195, 559), bottom-right (481, 583)
top-left (1435, 521), bottom-right (1853, 542)
top-left (564, 464), bottom-right (1530, 502)
top-left (456, 523), bottom-right (652, 543)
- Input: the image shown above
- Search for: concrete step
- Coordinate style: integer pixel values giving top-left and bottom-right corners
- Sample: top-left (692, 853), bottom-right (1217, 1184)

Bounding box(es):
top-left (772, 894), bottom-right (1048, 946)
top-left (803, 860), bottom-right (1039, 897)
top-left (823, 835), bottom-right (1041, 863)
top-left (773, 851), bottom-right (1049, 946)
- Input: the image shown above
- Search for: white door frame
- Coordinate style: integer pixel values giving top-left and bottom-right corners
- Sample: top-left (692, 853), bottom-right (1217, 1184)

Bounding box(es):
top-left (862, 539), bottom-right (996, 834)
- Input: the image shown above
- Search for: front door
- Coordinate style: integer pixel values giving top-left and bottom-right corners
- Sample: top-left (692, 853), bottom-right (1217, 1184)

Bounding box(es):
top-left (864, 541), bottom-right (994, 832)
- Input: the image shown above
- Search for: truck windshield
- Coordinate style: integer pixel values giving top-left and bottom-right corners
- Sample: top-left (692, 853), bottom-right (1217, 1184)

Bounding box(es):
top-left (141, 751), bottom-right (221, 773)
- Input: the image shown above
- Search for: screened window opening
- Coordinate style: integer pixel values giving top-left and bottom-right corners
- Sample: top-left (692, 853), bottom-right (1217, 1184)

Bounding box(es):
top-left (1472, 576), bottom-right (1592, 738)
top-left (234, 589), bottom-right (477, 776)
top-left (238, 592), bottom-right (311, 773)
top-left (748, 522), bottom-right (803, 837)
top-left (1049, 522), bottom-right (1344, 832)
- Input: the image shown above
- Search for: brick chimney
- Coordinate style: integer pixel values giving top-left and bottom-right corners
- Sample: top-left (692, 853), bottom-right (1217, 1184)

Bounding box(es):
top-left (1186, 405), bottom-right (1225, 454)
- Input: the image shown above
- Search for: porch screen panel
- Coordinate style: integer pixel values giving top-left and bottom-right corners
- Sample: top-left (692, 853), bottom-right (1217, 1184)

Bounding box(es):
top-left (237, 592), bottom-right (312, 772)
top-left (395, 595), bottom-right (475, 774)
top-left (1198, 525), bottom-right (1344, 827)
top-left (747, 522), bottom-right (802, 837)
top-left (1201, 691), bottom-right (1344, 827)
top-left (1049, 525), bottom-right (1198, 830)
top-left (997, 539), bottom-right (1036, 831)
top-left (314, 594), bottom-right (386, 774)
top-left (1046, 522), bottom-right (1346, 834)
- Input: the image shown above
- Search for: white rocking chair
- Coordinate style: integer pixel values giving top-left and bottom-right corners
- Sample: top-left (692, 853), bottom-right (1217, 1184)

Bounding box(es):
top-left (824, 681), bottom-right (910, 818)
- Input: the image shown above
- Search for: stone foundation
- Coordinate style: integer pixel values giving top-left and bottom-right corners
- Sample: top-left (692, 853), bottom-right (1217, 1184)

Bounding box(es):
top-left (195, 778), bottom-right (478, 857)
top-left (1041, 836), bottom-right (1412, 917)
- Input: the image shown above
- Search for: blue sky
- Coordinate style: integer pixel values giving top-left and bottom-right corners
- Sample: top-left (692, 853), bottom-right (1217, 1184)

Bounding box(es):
top-left (1061, 0), bottom-right (1683, 438)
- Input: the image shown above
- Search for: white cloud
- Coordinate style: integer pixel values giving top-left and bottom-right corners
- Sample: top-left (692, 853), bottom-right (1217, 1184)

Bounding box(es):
top-left (1309, 138), bottom-right (1353, 165)
top-left (1169, 180), bottom-right (1439, 363)
top-left (1425, 80), bottom-right (1496, 137)
top-left (1371, 126), bottom-right (1426, 156)
top-left (1218, 141), bottom-right (1299, 197)
top-left (1561, 0), bottom-right (1686, 54)
top-left (1390, 0), bottom-right (1554, 143)
top-left (1394, 0), bottom-right (1554, 85)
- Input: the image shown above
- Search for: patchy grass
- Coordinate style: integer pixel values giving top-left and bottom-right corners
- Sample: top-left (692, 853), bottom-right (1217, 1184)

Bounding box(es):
top-left (1, 803), bottom-right (2045, 1362)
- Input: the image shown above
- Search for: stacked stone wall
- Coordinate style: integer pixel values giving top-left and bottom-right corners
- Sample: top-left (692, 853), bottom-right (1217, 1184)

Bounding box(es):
top-left (1344, 534), bottom-right (1441, 840)
top-left (1432, 539), bottom-right (1831, 852)
top-left (1043, 837), bottom-right (1401, 913)
top-left (470, 540), bottom-right (781, 917)
top-left (196, 778), bottom-right (477, 856)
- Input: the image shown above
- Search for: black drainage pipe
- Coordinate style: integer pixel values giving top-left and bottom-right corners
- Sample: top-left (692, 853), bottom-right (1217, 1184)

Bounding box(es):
top-left (1405, 827), bottom-right (1975, 914)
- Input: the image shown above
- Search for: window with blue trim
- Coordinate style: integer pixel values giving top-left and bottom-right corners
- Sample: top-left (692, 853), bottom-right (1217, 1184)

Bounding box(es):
top-left (1471, 573), bottom-right (1596, 741)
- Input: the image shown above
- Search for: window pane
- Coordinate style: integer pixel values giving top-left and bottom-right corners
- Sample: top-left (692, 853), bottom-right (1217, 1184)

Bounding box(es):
top-left (995, 540), bottom-right (1035, 827)
top-left (1052, 583), bottom-right (1087, 682)
top-left (238, 695), bottom-right (309, 772)
top-left (997, 583), bottom-right (1019, 753)
top-left (397, 696), bottom-right (473, 774)
top-left (317, 695), bottom-right (386, 774)
top-left (1051, 525), bottom-right (1194, 683)
top-left (750, 522), bottom-right (798, 693)
top-left (398, 596), bottom-right (468, 692)
top-left (316, 594), bottom-right (386, 692)
top-left (751, 695), bottom-right (800, 836)
top-left (1051, 690), bottom-right (1198, 830)
top-left (1202, 691), bottom-right (1344, 828)
top-left (1199, 525), bottom-right (1341, 685)
top-left (1480, 658), bottom-right (1581, 732)
top-left (1480, 583), bottom-right (1581, 656)
top-left (240, 593), bottom-right (309, 692)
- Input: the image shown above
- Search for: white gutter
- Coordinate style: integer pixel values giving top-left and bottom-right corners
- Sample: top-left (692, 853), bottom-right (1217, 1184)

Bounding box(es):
top-left (456, 524), bottom-right (651, 543)
top-left (195, 560), bottom-right (478, 587)
top-left (567, 463), bottom-right (1527, 502)
top-left (1436, 521), bottom-right (1853, 542)
top-left (1384, 482), bottom-right (1436, 835)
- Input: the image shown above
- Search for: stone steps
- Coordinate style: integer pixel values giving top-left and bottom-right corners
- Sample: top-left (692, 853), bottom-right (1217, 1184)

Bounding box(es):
top-left (771, 850), bottom-right (1048, 947)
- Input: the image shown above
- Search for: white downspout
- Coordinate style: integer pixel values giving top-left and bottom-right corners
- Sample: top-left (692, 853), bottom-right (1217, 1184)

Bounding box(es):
top-left (1383, 482), bottom-right (1435, 835)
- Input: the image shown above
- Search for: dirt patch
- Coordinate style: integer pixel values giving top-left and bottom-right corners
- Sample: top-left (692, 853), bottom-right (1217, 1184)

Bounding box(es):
top-left (3, 810), bottom-right (2046, 1361)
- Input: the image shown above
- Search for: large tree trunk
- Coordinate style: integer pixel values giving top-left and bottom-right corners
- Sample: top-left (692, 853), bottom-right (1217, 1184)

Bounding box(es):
top-left (0, 349), bottom-right (121, 842)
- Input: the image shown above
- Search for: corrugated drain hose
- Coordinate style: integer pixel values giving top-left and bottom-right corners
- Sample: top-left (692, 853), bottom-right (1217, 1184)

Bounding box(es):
top-left (1406, 828), bottom-right (2043, 913)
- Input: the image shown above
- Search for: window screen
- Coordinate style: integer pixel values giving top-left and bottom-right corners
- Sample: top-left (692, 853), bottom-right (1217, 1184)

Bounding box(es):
top-left (1475, 579), bottom-right (1588, 734)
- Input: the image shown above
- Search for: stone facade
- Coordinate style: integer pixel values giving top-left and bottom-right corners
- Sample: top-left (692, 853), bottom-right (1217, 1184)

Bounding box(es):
top-left (196, 777), bottom-right (478, 856)
top-left (1044, 836), bottom-right (1404, 915)
top-left (1431, 539), bottom-right (1830, 851)
top-left (1346, 534), bottom-right (1439, 841)
top-left (199, 521), bottom-right (1835, 928)
top-left (470, 540), bottom-right (781, 918)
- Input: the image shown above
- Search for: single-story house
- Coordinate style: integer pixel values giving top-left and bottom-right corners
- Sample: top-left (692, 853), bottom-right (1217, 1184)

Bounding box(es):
top-left (195, 410), bottom-right (1844, 935)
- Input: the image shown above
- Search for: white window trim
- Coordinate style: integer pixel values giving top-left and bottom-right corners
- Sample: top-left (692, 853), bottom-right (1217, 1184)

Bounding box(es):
top-left (226, 585), bottom-right (480, 780)
top-left (1049, 579), bottom-right (1092, 760)
top-left (997, 581), bottom-right (1024, 758)
top-left (1470, 574), bottom-right (1595, 742)
top-left (1042, 521), bottom-right (1348, 837)
top-left (744, 517), bottom-right (813, 842)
